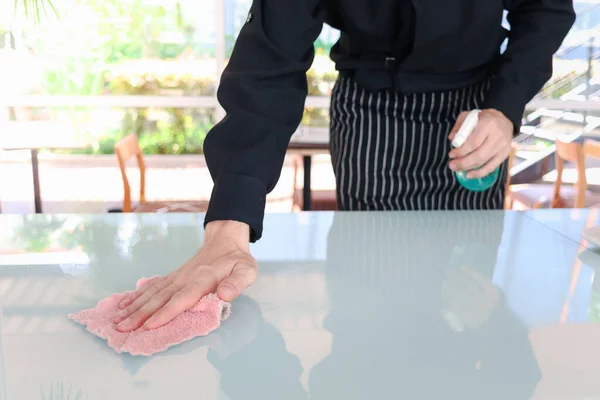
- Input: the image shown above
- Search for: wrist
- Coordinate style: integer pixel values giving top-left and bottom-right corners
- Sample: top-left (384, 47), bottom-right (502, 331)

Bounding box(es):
top-left (483, 108), bottom-right (515, 134)
top-left (484, 107), bottom-right (509, 121)
top-left (205, 220), bottom-right (250, 249)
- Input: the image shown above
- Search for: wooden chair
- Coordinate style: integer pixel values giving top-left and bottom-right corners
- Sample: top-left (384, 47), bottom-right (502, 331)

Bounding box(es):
top-left (583, 139), bottom-right (600, 209)
top-left (583, 138), bottom-right (600, 171)
top-left (504, 145), bottom-right (517, 209)
top-left (114, 134), bottom-right (209, 213)
top-left (508, 138), bottom-right (600, 209)
top-left (292, 155), bottom-right (338, 211)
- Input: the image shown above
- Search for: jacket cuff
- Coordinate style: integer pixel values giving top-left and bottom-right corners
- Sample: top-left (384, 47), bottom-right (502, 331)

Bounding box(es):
top-left (204, 174), bottom-right (267, 242)
top-left (483, 79), bottom-right (527, 135)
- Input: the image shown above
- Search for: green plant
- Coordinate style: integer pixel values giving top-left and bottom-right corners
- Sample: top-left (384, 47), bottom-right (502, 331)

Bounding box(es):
top-left (13, 215), bottom-right (68, 252)
top-left (534, 140), bottom-right (552, 149)
top-left (41, 381), bottom-right (85, 400)
top-left (306, 67), bottom-right (338, 96)
top-left (137, 114), bottom-right (209, 154)
top-left (302, 107), bottom-right (330, 127)
top-left (15, 0), bottom-right (59, 23)
top-left (14, 0), bottom-right (339, 157)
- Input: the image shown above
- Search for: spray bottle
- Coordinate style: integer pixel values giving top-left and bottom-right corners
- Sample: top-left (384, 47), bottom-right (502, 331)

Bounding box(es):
top-left (451, 109), bottom-right (500, 192)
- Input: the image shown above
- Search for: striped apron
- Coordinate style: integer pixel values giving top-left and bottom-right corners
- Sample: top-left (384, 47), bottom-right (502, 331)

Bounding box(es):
top-left (329, 76), bottom-right (508, 211)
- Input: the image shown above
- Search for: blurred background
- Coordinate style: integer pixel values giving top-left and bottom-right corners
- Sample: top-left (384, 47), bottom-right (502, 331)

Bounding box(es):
top-left (0, 0), bottom-right (599, 214)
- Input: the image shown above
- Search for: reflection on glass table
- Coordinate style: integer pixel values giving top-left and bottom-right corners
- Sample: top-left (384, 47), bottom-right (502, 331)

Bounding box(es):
top-left (527, 208), bottom-right (600, 248)
top-left (0, 210), bottom-right (599, 399)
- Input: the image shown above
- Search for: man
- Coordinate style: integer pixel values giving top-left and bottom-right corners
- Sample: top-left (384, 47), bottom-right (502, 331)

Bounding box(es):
top-left (114, 0), bottom-right (575, 332)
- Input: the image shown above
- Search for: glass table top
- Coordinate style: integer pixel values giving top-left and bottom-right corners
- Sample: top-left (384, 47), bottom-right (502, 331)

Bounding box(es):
top-left (0, 210), bottom-right (599, 399)
top-left (526, 208), bottom-right (600, 247)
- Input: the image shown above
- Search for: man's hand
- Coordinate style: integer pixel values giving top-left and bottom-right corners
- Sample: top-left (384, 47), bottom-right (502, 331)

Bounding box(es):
top-left (441, 267), bottom-right (500, 331)
top-left (448, 109), bottom-right (513, 178)
top-left (113, 220), bottom-right (257, 332)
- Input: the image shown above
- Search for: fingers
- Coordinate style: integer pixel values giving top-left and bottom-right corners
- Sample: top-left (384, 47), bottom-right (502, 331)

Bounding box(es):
top-left (112, 253), bottom-right (258, 332)
top-left (466, 153), bottom-right (505, 179)
top-left (114, 278), bottom-right (171, 325)
top-left (460, 268), bottom-right (498, 298)
top-left (143, 284), bottom-right (208, 329)
top-left (450, 135), bottom-right (495, 172)
top-left (217, 262), bottom-right (258, 302)
top-left (117, 269), bottom-right (220, 331)
top-left (449, 124), bottom-right (489, 160)
top-left (442, 271), bottom-right (491, 327)
top-left (118, 276), bottom-right (162, 310)
top-left (116, 285), bottom-right (180, 332)
top-left (448, 111), bottom-right (470, 141)
top-left (448, 109), bottom-right (512, 175)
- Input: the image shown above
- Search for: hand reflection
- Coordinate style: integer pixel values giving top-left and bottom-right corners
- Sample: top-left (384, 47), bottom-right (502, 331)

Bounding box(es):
top-left (442, 267), bottom-right (500, 331)
top-left (209, 298), bottom-right (260, 359)
top-left (206, 296), bottom-right (309, 400)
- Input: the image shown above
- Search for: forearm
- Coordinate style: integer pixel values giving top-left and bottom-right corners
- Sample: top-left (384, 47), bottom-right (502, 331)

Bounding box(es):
top-left (203, 0), bottom-right (324, 242)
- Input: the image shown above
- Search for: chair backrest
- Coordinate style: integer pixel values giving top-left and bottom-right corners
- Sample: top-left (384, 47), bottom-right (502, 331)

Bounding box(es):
top-left (505, 144), bottom-right (517, 188)
top-left (583, 140), bottom-right (600, 207)
top-left (504, 144), bottom-right (517, 209)
top-left (583, 139), bottom-right (600, 160)
top-left (114, 134), bottom-right (146, 212)
top-left (554, 138), bottom-right (586, 208)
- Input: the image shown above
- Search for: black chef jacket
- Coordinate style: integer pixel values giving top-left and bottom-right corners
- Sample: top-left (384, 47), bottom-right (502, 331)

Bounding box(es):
top-left (203, 0), bottom-right (576, 242)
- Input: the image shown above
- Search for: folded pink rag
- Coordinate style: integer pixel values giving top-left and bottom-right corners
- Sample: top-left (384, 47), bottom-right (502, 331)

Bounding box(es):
top-left (68, 277), bottom-right (231, 356)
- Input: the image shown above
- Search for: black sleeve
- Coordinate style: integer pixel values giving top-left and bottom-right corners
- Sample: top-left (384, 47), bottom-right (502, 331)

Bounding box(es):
top-left (203, 0), bottom-right (324, 242)
top-left (483, 0), bottom-right (576, 131)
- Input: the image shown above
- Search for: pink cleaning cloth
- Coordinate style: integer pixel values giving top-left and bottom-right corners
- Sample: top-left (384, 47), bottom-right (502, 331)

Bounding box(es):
top-left (68, 276), bottom-right (231, 356)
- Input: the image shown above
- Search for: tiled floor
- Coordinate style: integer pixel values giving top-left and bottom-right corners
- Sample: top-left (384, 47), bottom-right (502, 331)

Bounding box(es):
top-left (0, 153), bottom-right (337, 214)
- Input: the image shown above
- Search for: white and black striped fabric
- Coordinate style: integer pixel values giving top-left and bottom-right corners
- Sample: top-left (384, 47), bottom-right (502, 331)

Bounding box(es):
top-left (329, 76), bottom-right (508, 211)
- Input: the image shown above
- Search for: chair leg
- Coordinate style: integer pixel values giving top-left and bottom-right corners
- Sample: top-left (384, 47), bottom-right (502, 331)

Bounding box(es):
top-left (291, 155), bottom-right (303, 212)
top-left (504, 195), bottom-right (513, 210)
top-left (533, 201), bottom-right (544, 209)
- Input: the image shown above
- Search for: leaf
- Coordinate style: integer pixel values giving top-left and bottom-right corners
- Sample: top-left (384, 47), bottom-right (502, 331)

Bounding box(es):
top-left (46, 0), bottom-right (60, 18)
top-left (15, 0), bottom-right (60, 22)
top-left (74, 388), bottom-right (84, 400)
top-left (34, 0), bottom-right (40, 23)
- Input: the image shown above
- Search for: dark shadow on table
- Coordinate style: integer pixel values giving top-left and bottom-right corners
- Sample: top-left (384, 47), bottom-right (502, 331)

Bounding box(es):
top-left (309, 212), bottom-right (541, 399)
top-left (202, 212), bottom-right (542, 399)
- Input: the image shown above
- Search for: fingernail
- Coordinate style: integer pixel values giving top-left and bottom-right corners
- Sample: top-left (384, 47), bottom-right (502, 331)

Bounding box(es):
top-left (144, 316), bottom-right (156, 329)
top-left (117, 317), bottom-right (131, 328)
top-left (113, 311), bottom-right (126, 324)
top-left (218, 284), bottom-right (235, 299)
top-left (449, 163), bottom-right (456, 171)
